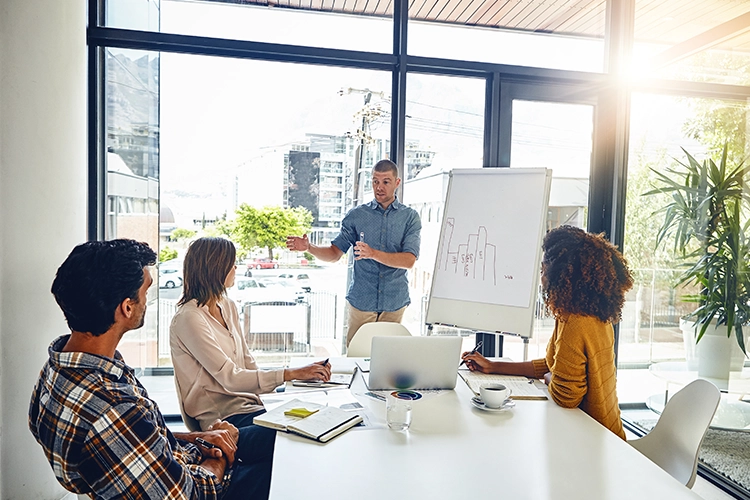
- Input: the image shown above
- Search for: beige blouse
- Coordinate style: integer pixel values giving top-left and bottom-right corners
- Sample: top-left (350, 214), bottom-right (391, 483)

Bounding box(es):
top-left (170, 296), bottom-right (285, 430)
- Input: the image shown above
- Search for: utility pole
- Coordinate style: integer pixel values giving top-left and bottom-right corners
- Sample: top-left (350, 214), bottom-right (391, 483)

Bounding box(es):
top-left (352, 90), bottom-right (371, 208)
top-left (339, 87), bottom-right (387, 209)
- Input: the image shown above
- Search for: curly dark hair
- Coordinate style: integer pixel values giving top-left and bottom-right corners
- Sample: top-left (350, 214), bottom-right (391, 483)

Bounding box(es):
top-left (51, 239), bottom-right (157, 336)
top-left (541, 225), bottom-right (633, 323)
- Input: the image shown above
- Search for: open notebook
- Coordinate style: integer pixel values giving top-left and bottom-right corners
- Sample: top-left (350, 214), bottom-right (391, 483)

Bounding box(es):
top-left (458, 370), bottom-right (548, 400)
top-left (291, 371), bottom-right (356, 389)
top-left (253, 398), bottom-right (363, 443)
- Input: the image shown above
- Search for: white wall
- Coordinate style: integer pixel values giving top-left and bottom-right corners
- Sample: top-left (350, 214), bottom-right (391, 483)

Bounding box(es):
top-left (0, 1), bottom-right (87, 498)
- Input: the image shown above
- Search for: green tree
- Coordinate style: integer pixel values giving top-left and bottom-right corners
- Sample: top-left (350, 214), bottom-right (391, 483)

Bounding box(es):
top-left (624, 143), bottom-right (676, 272)
top-left (233, 205), bottom-right (313, 259)
top-left (159, 246), bottom-right (178, 263)
top-left (683, 98), bottom-right (747, 166)
top-left (679, 50), bottom-right (749, 165)
top-left (170, 228), bottom-right (196, 241)
top-left (203, 217), bottom-right (234, 239)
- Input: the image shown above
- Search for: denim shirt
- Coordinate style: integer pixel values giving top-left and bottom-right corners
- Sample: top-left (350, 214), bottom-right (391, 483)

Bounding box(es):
top-left (332, 198), bottom-right (421, 312)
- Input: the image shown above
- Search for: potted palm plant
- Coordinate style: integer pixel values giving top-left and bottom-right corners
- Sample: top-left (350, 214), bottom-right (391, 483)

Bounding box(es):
top-left (645, 144), bottom-right (750, 380)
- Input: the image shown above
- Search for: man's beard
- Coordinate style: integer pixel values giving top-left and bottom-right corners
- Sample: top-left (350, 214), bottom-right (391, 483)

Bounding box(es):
top-left (135, 307), bottom-right (147, 330)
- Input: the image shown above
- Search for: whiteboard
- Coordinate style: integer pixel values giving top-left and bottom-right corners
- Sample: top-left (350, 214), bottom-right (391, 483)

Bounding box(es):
top-left (426, 168), bottom-right (552, 338)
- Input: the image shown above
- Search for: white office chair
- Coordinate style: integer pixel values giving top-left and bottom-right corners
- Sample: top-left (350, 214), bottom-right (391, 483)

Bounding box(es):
top-left (628, 378), bottom-right (720, 488)
top-left (174, 376), bottom-right (202, 432)
top-left (346, 322), bottom-right (411, 357)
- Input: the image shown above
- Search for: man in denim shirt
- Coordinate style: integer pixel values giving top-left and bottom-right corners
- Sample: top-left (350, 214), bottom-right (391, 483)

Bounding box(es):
top-left (287, 159), bottom-right (421, 346)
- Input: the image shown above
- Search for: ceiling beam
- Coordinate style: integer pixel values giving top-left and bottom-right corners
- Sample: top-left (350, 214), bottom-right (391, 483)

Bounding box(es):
top-left (650, 10), bottom-right (750, 69)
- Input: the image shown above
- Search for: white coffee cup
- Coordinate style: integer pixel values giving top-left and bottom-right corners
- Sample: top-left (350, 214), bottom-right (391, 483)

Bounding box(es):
top-left (479, 383), bottom-right (511, 408)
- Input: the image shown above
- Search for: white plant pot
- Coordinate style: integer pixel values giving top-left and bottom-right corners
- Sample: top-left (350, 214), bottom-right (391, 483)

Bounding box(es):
top-left (680, 318), bottom-right (749, 380)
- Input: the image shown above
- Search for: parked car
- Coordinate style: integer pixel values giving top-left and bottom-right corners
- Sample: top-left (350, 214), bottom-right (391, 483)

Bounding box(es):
top-left (245, 257), bottom-right (279, 275)
top-left (228, 276), bottom-right (301, 308)
top-left (159, 268), bottom-right (183, 289)
top-left (227, 276), bottom-right (266, 306)
top-left (257, 277), bottom-right (308, 304)
top-left (276, 272), bottom-right (312, 292)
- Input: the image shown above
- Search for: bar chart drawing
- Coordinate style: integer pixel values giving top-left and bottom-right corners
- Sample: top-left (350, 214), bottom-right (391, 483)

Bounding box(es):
top-left (440, 219), bottom-right (497, 286)
top-left (427, 169), bottom-right (551, 331)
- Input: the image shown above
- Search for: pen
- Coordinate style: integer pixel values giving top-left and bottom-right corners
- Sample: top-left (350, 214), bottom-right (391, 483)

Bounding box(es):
top-left (459, 340), bottom-right (484, 367)
top-left (195, 437), bottom-right (216, 449)
top-left (196, 437), bottom-right (244, 465)
top-left (319, 358), bottom-right (329, 366)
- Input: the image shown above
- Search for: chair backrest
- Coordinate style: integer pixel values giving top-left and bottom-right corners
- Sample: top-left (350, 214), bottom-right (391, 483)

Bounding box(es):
top-left (173, 376), bottom-right (202, 432)
top-left (629, 379), bottom-right (720, 488)
top-left (346, 322), bottom-right (411, 357)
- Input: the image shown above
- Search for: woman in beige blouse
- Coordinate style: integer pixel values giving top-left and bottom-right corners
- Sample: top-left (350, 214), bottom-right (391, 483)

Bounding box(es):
top-left (170, 237), bottom-right (330, 496)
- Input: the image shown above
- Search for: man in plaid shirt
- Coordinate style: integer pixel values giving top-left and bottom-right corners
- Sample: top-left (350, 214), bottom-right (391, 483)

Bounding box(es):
top-left (29, 240), bottom-right (271, 499)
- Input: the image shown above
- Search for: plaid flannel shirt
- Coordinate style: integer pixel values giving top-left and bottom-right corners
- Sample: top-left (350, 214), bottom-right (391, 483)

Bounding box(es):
top-left (29, 335), bottom-right (224, 499)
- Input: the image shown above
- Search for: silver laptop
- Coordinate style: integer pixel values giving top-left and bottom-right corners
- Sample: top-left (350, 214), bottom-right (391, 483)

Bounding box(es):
top-left (367, 336), bottom-right (463, 390)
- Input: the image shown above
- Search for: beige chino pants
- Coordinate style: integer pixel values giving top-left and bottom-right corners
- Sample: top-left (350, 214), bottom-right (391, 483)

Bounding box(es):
top-left (345, 302), bottom-right (407, 346)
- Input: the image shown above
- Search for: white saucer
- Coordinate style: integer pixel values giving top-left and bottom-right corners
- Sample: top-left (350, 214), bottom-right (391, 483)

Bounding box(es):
top-left (471, 396), bottom-right (515, 412)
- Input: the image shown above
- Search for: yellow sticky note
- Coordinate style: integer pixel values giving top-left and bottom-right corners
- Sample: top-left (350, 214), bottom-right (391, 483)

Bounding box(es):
top-left (284, 407), bottom-right (319, 418)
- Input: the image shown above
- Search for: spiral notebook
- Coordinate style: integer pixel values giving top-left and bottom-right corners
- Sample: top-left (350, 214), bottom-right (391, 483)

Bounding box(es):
top-left (253, 398), bottom-right (363, 443)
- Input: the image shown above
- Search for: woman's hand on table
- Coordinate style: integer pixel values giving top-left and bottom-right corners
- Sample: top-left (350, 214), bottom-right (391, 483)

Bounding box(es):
top-left (461, 351), bottom-right (493, 373)
top-left (284, 361), bottom-right (331, 382)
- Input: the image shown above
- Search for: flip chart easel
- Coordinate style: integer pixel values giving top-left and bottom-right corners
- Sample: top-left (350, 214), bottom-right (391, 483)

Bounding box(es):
top-left (425, 168), bottom-right (552, 359)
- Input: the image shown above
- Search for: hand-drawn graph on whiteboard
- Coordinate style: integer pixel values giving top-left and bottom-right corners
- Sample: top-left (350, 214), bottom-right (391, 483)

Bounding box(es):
top-left (431, 169), bottom-right (550, 309)
top-left (441, 220), bottom-right (498, 285)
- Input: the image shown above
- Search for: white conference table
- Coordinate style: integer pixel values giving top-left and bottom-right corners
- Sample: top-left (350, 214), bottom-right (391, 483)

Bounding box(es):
top-left (269, 359), bottom-right (701, 500)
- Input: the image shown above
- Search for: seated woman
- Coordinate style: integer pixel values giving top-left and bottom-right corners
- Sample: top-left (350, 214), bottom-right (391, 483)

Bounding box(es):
top-left (170, 237), bottom-right (331, 478)
top-left (462, 225), bottom-right (633, 439)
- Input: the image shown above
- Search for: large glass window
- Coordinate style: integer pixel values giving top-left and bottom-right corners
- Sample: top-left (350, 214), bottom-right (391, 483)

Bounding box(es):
top-left (107, 0), bottom-right (393, 53)
top-left (400, 73), bottom-right (485, 336)
top-left (408, 1), bottom-right (605, 72)
top-left (157, 53), bottom-right (392, 365)
top-left (106, 0), bottom-right (160, 31)
top-left (622, 93), bottom-right (750, 376)
top-left (632, 0), bottom-right (750, 85)
top-left (106, 48), bottom-right (161, 369)
top-left (506, 98), bottom-right (594, 360)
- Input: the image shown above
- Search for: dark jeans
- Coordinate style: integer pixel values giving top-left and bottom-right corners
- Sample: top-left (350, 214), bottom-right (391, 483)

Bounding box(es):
top-left (221, 410), bottom-right (276, 500)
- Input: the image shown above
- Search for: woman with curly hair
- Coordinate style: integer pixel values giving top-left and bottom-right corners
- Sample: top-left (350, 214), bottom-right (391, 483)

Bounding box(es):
top-left (462, 225), bottom-right (633, 439)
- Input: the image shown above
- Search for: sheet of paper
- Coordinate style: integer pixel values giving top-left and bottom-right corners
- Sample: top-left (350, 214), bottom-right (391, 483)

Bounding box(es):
top-left (355, 359), bottom-right (370, 372)
top-left (458, 371), bottom-right (547, 400)
top-left (330, 358), bottom-right (358, 374)
top-left (261, 387), bottom-right (363, 411)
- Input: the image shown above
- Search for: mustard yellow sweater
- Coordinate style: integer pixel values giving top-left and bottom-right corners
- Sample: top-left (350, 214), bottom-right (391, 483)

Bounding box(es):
top-left (531, 314), bottom-right (625, 440)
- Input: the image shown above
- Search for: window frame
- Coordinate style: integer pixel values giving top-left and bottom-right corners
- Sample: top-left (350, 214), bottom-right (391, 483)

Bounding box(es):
top-left (87, 0), bottom-right (750, 361)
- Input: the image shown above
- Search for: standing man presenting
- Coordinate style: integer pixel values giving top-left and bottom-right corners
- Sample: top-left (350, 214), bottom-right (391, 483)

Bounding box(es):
top-left (287, 159), bottom-right (421, 347)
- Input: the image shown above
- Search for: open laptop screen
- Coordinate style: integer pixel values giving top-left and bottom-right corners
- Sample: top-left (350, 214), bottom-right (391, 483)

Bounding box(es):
top-left (367, 336), bottom-right (463, 390)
